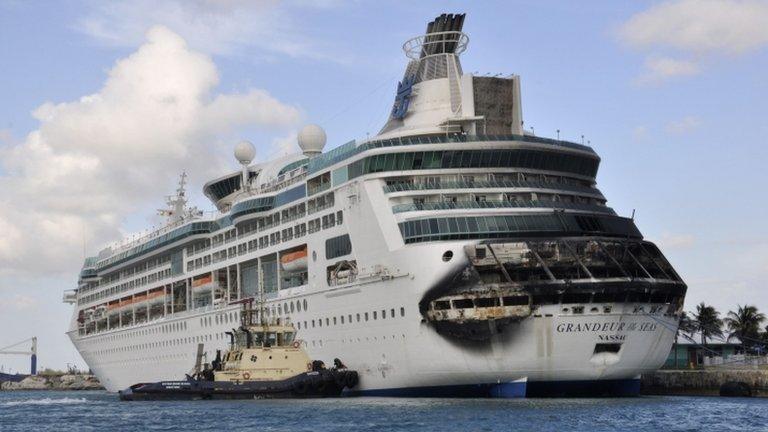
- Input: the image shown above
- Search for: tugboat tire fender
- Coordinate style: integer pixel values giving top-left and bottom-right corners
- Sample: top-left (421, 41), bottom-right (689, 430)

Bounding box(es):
top-left (334, 371), bottom-right (347, 388)
top-left (314, 377), bottom-right (328, 392)
top-left (345, 371), bottom-right (359, 388)
top-left (292, 378), bottom-right (309, 394)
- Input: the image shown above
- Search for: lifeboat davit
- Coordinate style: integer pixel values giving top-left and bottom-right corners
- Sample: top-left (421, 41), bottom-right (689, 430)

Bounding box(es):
top-left (281, 248), bottom-right (308, 273)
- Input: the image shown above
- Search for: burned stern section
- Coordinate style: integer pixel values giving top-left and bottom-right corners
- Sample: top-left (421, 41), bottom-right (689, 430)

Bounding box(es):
top-left (421, 239), bottom-right (687, 341)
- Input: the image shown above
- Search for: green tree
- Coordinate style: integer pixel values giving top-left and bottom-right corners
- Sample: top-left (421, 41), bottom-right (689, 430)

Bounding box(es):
top-left (724, 304), bottom-right (765, 354)
top-left (692, 302), bottom-right (723, 346)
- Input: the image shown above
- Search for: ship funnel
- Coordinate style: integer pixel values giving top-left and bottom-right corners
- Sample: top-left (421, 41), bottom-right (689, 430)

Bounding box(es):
top-left (379, 13), bottom-right (470, 135)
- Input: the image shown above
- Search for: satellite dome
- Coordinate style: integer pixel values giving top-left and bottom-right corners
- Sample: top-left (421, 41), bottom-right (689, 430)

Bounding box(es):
top-left (234, 140), bottom-right (256, 165)
top-left (298, 124), bottom-right (326, 157)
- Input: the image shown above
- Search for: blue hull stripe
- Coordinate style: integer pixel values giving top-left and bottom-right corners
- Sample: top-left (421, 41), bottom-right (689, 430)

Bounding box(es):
top-left (346, 378), bottom-right (640, 398)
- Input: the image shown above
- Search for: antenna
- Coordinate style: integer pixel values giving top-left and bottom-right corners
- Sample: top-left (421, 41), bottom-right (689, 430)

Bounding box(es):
top-left (234, 141), bottom-right (256, 192)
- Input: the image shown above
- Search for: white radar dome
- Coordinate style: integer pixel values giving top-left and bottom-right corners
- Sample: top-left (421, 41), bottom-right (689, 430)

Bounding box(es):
top-left (234, 140), bottom-right (256, 165)
top-left (298, 124), bottom-right (326, 157)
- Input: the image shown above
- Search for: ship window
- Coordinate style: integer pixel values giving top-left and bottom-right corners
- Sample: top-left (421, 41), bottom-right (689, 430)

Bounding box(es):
top-left (390, 308), bottom-right (395, 318)
top-left (325, 318), bottom-right (329, 326)
top-left (348, 314), bottom-right (352, 323)
top-left (364, 312), bottom-right (369, 321)
top-left (502, 296), bottom-right (528, 306)
top-left (400, 307), bottom-right (405, 317)
top-left (303, 299), bottom-right (308, 311)
top-left (357, 313), bottom-right (361, 322)
top-left (475, 297), bottom-right (500, 308)
top-left (312, 320), bottom-right (315, 328)
top-left (296, 301), bottom-right (302, 312)
top-left (333, 317), bottom-right (337, 325)
top-left (452, 299), bottom-right (474, 309)
top-left (341, 315), bottom-right (345, 324)
top-left (325, 234), bottom-right (352, 259)
top-left (594, 343), bottom-right (622, 354)
top-left (373, 311), bottom-right (377, 320)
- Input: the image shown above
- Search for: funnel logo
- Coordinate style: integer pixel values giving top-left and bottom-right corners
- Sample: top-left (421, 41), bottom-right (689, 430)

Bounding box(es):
top-left (391, 74), bottom-right (416, 120)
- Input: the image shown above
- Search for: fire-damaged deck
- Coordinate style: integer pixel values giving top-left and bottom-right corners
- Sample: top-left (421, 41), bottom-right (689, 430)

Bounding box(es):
top-left (422, 240), bottom-right (687, 341)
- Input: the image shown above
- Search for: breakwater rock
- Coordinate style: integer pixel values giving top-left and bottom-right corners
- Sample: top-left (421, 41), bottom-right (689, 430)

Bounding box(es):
top-left (642, 370), bottom-right (768, 397)
top-left (1, 374), bottom-right (103, 391)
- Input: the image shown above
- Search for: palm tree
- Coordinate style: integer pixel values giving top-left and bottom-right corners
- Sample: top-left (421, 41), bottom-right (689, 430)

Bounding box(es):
top-left (724, 305), bottom-right (766, 354)
top-left (692, 302), bottom-right (723, 346)
top-left (673, 312), bottom-right (696, 368)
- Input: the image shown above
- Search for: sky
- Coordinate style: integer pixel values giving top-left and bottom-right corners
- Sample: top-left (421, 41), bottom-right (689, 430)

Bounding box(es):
top-left (1, 0), bottom-right (767, 373)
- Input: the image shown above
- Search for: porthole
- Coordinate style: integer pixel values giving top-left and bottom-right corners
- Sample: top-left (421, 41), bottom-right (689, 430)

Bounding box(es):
top-left (312, 251), bottom-right (317, 262)
top-left (303, 299), bottom-right (308, 311)
top-left (442, 251), bottom-right (454, 262)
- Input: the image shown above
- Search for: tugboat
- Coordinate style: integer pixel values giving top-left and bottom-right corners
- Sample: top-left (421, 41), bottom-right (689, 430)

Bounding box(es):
top-left (119, 299), bottom-right (358, 400)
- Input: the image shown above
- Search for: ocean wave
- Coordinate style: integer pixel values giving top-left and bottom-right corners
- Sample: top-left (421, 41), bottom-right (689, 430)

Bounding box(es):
top-left (2, 397), bottom-right (88, 407)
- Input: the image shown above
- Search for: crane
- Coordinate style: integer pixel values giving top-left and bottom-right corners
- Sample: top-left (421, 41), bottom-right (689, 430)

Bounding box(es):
top-left (0, 337), bottom-right (37, 375)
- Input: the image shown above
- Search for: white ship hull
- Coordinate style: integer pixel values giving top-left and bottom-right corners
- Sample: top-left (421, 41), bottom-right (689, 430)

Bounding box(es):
top-left (70, 267), bottom-right (677, 394)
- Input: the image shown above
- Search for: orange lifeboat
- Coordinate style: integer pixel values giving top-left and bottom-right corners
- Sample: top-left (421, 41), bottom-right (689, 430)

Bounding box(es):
top-left (281, 248), bottom-right (308, 273)
top-left (192, 274), bottom-right (213, 288)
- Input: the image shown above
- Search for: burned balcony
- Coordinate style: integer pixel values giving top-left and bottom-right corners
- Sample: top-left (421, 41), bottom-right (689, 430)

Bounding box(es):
top-left (426, 290), bottom-right (531, 340)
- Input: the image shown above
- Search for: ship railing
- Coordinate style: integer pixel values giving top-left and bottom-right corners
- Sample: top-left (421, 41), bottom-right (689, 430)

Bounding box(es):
top-left (383, 179), bottom-right (601, 196)
top-left (402, 30), bottom-right (469, 59)
top-left (391, 199), bottom-right (615, 215)
top-left (308, 134), bottom-right (595, 174)
top-left (259, 167), bottom-right (308, 194)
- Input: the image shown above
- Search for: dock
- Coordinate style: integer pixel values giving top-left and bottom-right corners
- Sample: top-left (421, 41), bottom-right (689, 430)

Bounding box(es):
top-left (641, 370), bottom-right (768, 397)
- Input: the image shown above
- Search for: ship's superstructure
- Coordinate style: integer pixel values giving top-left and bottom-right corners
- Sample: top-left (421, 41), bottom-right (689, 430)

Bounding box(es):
top-left (65, 14), bottom-right (686, 397)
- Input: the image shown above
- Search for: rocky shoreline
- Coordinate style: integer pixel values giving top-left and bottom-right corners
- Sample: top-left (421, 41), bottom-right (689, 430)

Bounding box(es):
top-left (0, 374), bottom-right (104, 391)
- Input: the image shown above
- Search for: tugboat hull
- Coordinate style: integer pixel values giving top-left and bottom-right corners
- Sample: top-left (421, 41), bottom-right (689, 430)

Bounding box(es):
top-left (119, 369), bottom-right (358, 401)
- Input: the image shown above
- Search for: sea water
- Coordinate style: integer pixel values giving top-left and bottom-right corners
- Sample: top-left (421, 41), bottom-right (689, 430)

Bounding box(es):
top-left (1, 390), bottom-right (766, 431)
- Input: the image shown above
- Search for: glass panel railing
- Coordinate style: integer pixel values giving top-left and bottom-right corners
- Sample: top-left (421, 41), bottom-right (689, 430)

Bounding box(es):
top-left (383, 179), bottom-right (602, 196)
top-left (391, 200), bottom-right (615, 215)
top-left (308, 134), bottom-right (596, 174)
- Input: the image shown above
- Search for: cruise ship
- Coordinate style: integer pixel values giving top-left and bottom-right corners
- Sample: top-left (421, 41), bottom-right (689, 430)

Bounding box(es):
top-left (64, 14), bottom-right (687, 397)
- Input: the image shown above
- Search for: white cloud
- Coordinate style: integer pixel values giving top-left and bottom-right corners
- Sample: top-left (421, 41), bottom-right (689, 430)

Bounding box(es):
top-left (269, 132), bottom-right (300, 159)
top-left (619, 0), bottom-right (768, 82)
top-left (655, 233), bottom-right (697, 250)
top-left (0, 294), bottom-right (38, 311)
top-left (0, 26), bottom-right (301, 277)
top-left (665, 116), bottom-right (702, 134)
top-left (0, 128), bottom-right (12, 144)
top-left (77, 0), bottom-right (341, 60)
top-left (621, 0), bottom-right (768, 54)
top-left (638, 56), bottom-right (699, 83)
